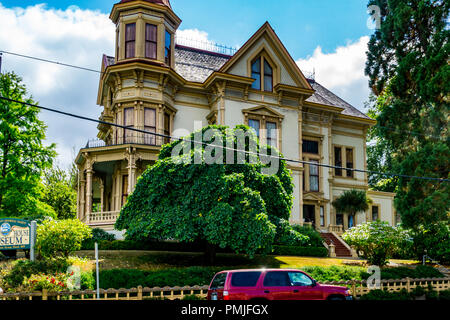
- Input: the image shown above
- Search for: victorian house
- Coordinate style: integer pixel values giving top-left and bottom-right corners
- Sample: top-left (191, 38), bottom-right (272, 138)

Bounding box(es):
top-left (76, 0), bottom-right (397, 243)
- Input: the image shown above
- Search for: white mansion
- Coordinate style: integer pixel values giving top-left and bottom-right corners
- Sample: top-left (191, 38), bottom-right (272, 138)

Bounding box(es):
top-left (75, 0), bottom-right (397, 240)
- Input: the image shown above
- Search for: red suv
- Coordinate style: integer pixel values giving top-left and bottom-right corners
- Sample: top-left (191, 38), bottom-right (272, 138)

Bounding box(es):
top-left (207, 269), bottom-right (352, 301)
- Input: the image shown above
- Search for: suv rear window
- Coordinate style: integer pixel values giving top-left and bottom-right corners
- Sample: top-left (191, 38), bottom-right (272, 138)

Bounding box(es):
top-left (230, 272), bottom-right (261, 287)
top-left (210, 273), bottom-right (227, 289)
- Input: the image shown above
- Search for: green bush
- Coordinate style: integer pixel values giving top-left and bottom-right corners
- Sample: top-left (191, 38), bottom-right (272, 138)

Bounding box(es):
top-left (272, 246), bottom-right (328, 257)
top-left (360, 265), bottom-right (444, 280)
top-left (98, 267), bottom-right (222, 289)
top-left (359, 289), bottom-right (412, 300)
top-left (81, 228), bottom-right (115, 249)
top-left (0, 259), bottom-right (69, 289)
top-left (291, 225), bottom-right (324, 247)
top-left (273, 219), bottom-right (309, 246)
top-left (37, 219), bottom-right (92, 258)
top-left (342, 221), bottom-right (411, 266)
top-left (300, 266), bottom-right (365, 283)
top-left (80, 271), bottom-right (95, 290)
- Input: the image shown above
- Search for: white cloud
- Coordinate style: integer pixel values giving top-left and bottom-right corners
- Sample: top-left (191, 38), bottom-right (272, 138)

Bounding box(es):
top-left (0, 4), bottom-right (115, 169)
top-left (296, 36), bottom-right (371, 111)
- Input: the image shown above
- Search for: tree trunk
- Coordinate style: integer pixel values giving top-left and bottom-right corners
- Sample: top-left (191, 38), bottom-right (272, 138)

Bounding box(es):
top-left (204, 241), bottom-right (216, 265)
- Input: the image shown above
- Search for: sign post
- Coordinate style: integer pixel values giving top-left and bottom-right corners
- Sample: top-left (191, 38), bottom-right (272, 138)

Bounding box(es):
top-left (30, 221), bottom-right (37, 261)
top-left (95, 242), bottom-right (100, 300)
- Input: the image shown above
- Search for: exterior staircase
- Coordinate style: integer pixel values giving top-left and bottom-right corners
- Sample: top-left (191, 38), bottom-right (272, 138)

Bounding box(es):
top-left (320, 232), bottom-right (352, 258)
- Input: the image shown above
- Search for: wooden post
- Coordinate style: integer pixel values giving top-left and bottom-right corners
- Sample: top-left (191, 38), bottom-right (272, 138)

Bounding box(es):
top-left (137, 286), bottom-right (143, 300)
top-left (351, 280), bottom-right (357, 297)
top-left (42, 289), bottom-right (48, 301)
top-left (406, 277), bottom-right (411, 293)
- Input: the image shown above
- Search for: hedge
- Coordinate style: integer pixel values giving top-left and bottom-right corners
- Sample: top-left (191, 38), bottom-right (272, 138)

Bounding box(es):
top-left (98, 267), bottom-right (222, 289)
top-left (272, 246), bottom-right (328, 257)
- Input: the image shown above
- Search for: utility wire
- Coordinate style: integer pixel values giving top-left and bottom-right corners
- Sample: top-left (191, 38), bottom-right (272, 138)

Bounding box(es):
top-left (0, 96), bottom-right (448, 183)
top-left (1, 49), bottom-right (445, 141)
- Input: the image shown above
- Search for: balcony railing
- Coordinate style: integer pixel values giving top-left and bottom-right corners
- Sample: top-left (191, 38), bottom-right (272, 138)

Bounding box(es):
top-left (86, 211), bottom-right (120, 225)
top-left (85, 135), bottom-right (170, 149)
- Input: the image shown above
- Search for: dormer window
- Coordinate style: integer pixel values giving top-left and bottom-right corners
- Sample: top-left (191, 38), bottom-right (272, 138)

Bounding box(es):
top-left (251, 57), bottom-right (273, 92)
top-left (165, 31), bottom-right (172, 65)
top-left (125, 23), bottom-right (136, 58)
top-left (145, 24), bottom-right (158, 59)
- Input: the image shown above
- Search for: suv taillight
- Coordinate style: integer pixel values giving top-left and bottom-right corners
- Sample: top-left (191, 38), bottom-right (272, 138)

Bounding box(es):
top-left (223, 291), bottom-right (229, 300)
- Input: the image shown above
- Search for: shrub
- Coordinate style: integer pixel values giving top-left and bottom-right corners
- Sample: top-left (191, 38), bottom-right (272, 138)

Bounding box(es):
top-left (272, 246), bottom-right (328, 257)
top-left (36, 219), bottom-right (92, 258)
top-left (291, 225), bottom-right (324, 247)
top-left (359, 289), bottom-right (412, 300)
top-left (24, 273), bottom-right (70, 292)
top-left (360, 265), bottom-right (444, 280)
top-left (98, 267), bottom-right (222, 289)
top-left (300, 266), bottom-right (365, 283)
top-left (273, 219), bottom-right (309, 246)
top-left (81, 228), bottom-right (115, 249)
top-left (342, 221), bottom-right (410, 266)
top-left (80, 271), bottom-right (95, 290)
top-left (1, 259), bottom-right (69, 289)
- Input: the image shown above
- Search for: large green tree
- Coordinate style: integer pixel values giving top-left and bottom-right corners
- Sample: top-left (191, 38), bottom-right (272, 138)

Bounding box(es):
top-left (116, 125), bottom-right (297, 262)
top-left (41, 165), bottom-right (77, 219)
top-left (0, 72), bottom-right (56, 218)
top-left (365, 0), bottom-right (449, 261)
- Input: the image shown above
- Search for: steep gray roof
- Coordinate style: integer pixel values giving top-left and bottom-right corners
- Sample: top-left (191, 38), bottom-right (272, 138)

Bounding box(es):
top-left (174, 45), bottom-right (230, 82)
top-left (306, 80), bottom-right (371, 119)
top-left (103, 45), bottom-right (369, 120)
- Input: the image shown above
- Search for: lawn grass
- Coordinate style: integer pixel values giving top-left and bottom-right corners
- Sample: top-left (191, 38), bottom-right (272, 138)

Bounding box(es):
top-left (74, 250), bottom-right (419, 271)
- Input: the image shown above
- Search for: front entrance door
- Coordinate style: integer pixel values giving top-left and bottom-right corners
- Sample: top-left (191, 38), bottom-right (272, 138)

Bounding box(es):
top-left (348, 215), bottom-right (354, 228)
top-left (303, 205), bottom-right (316, 227)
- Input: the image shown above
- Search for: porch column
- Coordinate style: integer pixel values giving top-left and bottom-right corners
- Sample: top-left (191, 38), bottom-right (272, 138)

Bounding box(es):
top-left (315, 204), bottom-right (321, 230)
top-left (85, 160), bottom-right (94, 219)
top-left (79, 176), bottom-right (86, 222)
top-left (299, 170), bottom-right (304, 226)
top-left (127, 149), bottom-right (137, 194)
top-left (100, 180), bottom-right (104, 213)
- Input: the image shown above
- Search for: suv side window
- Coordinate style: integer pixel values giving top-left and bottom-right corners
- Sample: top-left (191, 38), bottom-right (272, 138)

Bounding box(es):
top-left (288, 272), bottom-right (313, 286)
top-left (263, 271), bottom-right (291, 287)
top-left (210, 273), bottom-right (227, 289)
top-left (230, 272), bottom-right (261, 287)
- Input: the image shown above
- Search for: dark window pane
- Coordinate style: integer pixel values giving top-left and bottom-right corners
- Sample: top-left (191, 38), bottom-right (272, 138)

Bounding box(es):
top-left (372, 206), bottom-right (379, 221)
top-left (165, 31), bottom-right (171, 65)
top-left (264, 75), bottom-right (273, 92)
top-left (146, 24), bottom-right (157, 41)
top-left (263, 272), bottom-right (291, 287)
top-left (346, 148), bottom-right (354, 178)
top-left (252, 58), bottom-right (261, 73)
top-left (125, 23), bottom-right (136, 41)
top-left (125, 23), bottom-right (136, 59)
top-left (231, 272), bottom-right (261, 287)
top-left (309, 160), bottom-right (319, 192)
top-left (336, 213), bottom-right (343, 226)
top-left (144, 108), bottom-right (156, 145)
top-left (210, 273), bottom-right (227, 289)
top-left (266, 121), bottom-right (277, 148)
top-left (303, 140), bottom-right (319, 154)
top-left (145, 24), bottom-right (157, 59)
top-left (248, 119), bottom-right (260, 138)
top-left (251, 73), bottom-right (261, 90)
top-left (334, 147), bottom-right (342, 176)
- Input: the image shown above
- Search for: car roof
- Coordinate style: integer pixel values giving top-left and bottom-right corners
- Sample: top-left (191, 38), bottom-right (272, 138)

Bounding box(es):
top-left (217, 268), bottom-right (303, 274)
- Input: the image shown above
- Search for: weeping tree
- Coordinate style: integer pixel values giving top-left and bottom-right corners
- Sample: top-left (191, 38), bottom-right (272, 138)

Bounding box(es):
top-left (115, 125), bottom-right (301, 264)
top-left (332, 189), bottom-right (372, 225)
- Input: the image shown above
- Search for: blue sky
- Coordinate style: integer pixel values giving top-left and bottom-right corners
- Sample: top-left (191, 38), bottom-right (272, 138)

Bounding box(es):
top-left (1, 0), bottom-right (372, 57)
top-left (0, 1), bottom-right (375, 167)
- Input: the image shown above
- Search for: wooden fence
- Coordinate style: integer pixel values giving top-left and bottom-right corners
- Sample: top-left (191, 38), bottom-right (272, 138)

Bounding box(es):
top-left (1, 278), bottom-right (449, 300)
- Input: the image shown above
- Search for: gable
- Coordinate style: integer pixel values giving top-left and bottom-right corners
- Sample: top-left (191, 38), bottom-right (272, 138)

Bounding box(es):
top-left (242, 105), bottom-right (285, 119)
top-left (219, 22), bottom-right (312, 91)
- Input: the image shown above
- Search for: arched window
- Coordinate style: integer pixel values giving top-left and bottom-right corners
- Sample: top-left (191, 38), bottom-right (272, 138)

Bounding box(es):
top-left (251, 56), bottom-right (273, 92)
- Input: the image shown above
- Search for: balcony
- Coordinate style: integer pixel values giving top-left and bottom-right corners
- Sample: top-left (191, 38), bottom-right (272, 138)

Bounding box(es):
top-left (84, 134), bottom-right (170, 149)
top-left (84, 211), bottom-right (120, 229)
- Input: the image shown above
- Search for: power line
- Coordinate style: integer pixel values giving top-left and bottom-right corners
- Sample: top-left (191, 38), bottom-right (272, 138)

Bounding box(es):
top-left (1, 49), bottom-right (445, 141)
top-left (0, 96), bottom-right (448, 183)
top-left (0, 50), bottom-right (102, 74)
